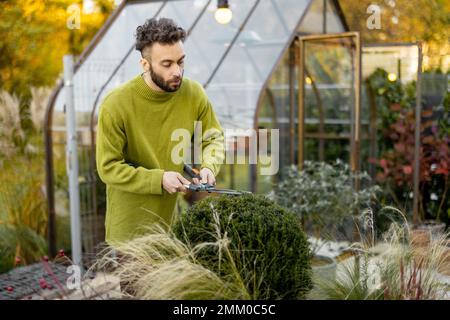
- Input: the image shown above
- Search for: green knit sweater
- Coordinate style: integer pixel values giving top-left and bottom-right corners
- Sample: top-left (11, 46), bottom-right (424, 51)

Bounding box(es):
top-left (96, 74), bottom-right (224, 245)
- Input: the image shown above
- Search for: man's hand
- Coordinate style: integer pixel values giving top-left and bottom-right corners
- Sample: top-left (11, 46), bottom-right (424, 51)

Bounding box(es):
top-left (192, 167), bottom-right (216, 185)
top-left (162, 171), bottom-right (191, 194)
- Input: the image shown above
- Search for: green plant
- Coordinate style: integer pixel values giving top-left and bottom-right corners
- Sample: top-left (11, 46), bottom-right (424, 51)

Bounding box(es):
top-left (314, 253), bottom-right (384, 300)
top-left (0, 91), bottom-right (27, 157)
top-left (379, 224), bottom-right (449, 299)
top-left (172, 194), bottom-right (313, 299)
top-left (374, 97), bottom-right (450, 223)
top-left (270, 160), bottom-right (380, 248)
top-left (0, 153), bottom-right (48, 273)
top-left (92, 224), bottom-right (248, 300)
top-left (366, 68), bottom-right (449, 224)
top-left (315, 211), bottom-right (450, 300)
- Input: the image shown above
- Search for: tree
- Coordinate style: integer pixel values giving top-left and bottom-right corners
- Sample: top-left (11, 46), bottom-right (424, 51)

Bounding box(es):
top-left (0, 0), bottom-right (114, 144)
top-left (339, 0), bottom-right (450, 70)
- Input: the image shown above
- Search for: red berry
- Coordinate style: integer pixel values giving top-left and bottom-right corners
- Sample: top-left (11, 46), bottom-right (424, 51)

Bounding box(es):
top-left (6, 287), bottom-right (13, 292)
top-left (39, 278), bottom-right (48, 289)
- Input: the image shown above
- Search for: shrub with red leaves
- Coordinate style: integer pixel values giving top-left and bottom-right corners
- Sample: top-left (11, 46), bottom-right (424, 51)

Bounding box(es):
top-left (374, 106), bottom-right (449, 221)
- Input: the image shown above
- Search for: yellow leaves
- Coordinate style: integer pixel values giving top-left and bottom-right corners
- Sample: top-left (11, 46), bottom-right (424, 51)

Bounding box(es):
top-left (20, 0), bottom-right (46, 18)
top-left (0, 155), bottom-right (47, 233)
top-left (338, 0), bottom-right (450, 65)
top-left (0, 0), bottom-right (113, 94)
top-left (80, 11), bottom-right (105, 29)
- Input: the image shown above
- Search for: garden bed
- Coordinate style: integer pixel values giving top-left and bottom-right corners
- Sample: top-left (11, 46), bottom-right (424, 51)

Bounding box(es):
top-left (0, 262), bottom-right (70, 300)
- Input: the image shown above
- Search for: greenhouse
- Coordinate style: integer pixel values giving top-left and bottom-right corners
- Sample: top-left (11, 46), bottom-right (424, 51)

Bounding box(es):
top-left (43, 0), bottom-right (352, 259)
top-left (43, 0), bottom-right (435, 258)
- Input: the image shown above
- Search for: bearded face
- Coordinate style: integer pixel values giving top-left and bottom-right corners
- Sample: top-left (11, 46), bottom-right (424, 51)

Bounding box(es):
top-left (141, 41), bottom-right (185, 93)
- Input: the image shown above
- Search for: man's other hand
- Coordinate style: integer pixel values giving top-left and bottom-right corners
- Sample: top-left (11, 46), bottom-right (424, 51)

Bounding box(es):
top-left (192, 167), bottom-right (215, 185)
top-left (162, 171), bottom-right (191, 194)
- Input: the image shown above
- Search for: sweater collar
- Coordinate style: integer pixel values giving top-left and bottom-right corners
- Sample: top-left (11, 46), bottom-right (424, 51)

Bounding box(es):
top-left (134, 73), bottom-right (179, 102)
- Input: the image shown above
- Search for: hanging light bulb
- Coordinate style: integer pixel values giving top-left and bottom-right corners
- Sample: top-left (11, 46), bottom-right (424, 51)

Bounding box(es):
top-left (388, 72), bottom-right (397, 82)
top-left (215, 0), bottom-right (233, 25)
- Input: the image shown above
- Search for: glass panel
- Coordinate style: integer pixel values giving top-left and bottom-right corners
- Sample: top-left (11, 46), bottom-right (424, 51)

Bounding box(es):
top-left (302, 36), bottom-right (357, 165)
top-left (91, 0), bottom-right (209, 117)
top-left (55, 0), bottom-right (208, 116)
top-left (54, 1), bottom-right (164, 114)
top-left (361, 45), bottom-right (420, 174)
top-left (206, 0), bottom-right (310, 130)
top-left (362, 45), bottom-right (419, 84)
top-left (257, 50), bottom-right (294, 185)
top-left (298, 0), bottom-right (324, 34)
top-left (202, 0), bottom-right (310, 192)
top-left (183, 0), bottom-right (259, 85)
top-left (255, 97), bottom-right (289, 193)
top-left (326, 0), bottom-right (345, 33)
top-left (361, 44), bottom-right (421, 215)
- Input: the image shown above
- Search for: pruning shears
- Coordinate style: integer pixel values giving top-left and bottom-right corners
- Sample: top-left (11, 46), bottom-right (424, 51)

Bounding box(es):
top-left (183, 163), bottom-right (251, 196)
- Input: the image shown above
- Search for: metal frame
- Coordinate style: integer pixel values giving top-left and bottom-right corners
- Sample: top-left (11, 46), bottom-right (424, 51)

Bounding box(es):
top-left (362, 42), bottom-right (423, 222)
top-left (330, 0), bottom-right (350, 32)
top-left (252, 0), bottom-right (349, 192)
top-left (203, 0), bottom-right (261, 88)
top-left (289, 40), bottom-right (297, 164)
top-left (63, 55), bottom-right (83, 267)
top-left (296, 32), bottom-right (361, 178)
top-left (413, 43), bottom-right (423, 224)
top-left (304, 65), bottom-right (326, 160)
top-left (250, 0), bottom-right (315, 192)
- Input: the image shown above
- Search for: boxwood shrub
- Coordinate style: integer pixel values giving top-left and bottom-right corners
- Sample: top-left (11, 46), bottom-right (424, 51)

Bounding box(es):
top-left (172, 194), bottom-right (313, 299)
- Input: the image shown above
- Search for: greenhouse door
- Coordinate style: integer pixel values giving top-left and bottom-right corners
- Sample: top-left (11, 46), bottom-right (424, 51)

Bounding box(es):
top-left (297, 32), bottom-right (361, 176)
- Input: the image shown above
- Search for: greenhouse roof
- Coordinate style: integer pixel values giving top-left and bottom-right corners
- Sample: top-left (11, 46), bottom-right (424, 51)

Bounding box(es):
top-left (50, 0), bottom-right (347, 131)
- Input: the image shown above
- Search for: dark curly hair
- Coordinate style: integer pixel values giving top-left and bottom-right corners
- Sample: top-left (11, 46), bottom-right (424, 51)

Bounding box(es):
top-left (135, 18), bottom-right (186, 56)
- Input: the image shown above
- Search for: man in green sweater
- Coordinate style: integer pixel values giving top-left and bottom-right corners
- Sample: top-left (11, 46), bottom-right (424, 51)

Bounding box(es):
top-left (96, 18), bottom-right (224, 245)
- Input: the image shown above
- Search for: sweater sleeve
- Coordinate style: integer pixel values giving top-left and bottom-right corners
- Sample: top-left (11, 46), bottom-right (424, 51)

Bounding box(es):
top-left (96, 107), bottom-right (164, 195)
top-left (198, 99), bottom-right (225, 177)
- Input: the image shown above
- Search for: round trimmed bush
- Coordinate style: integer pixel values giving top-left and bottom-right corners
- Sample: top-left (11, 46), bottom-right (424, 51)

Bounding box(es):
top-left (172, 194), bottom-right (313, 299)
